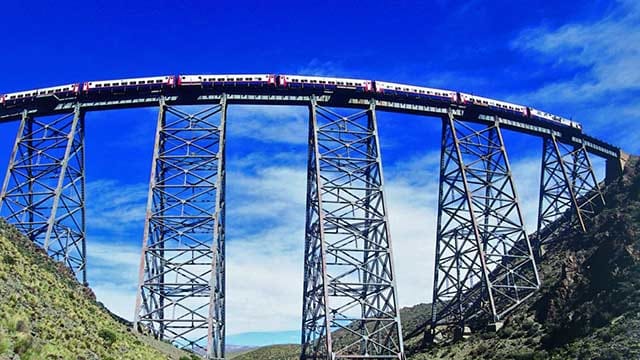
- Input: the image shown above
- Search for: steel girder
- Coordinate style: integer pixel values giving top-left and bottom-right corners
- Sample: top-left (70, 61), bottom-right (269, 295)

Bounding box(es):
top-left (536, 135), bottom-right (605, 248)
top-left (301, 97), bottom-right (405, 360)
top-left (430, 111), bottom-right (540, 329)
top-left (0, 107), bottom-right (86, 283)
top-left (134, 97), bottom-right (227, 359)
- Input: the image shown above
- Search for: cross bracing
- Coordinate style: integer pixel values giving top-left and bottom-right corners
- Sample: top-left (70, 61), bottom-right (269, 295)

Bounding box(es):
top-left (0, 79), bottom-right (623, 359)
top-left (133, 98), bottom-right (227, 359)
top-left (430, 111), bottom-right (540, 330)
top-left (301, 97), bottom-right (405, 359)
top-left (536, 135), bottom-right (605, 249)
top-left (0, 107), bottom-right (86, 283)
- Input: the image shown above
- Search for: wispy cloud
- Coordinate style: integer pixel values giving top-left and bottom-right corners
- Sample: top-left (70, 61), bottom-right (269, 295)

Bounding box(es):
top-left (85, 179), bottom-right (148, 231)
top-left (511, 0), bottom-right (640, 104)
top-left (227, 105), bottom-right (308, 145)
top-left (296, 59), bottom-right (345, 76)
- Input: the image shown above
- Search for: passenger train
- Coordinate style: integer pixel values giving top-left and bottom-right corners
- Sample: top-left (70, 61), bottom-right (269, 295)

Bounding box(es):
top-left (0, 74), bottom-right (581, 130)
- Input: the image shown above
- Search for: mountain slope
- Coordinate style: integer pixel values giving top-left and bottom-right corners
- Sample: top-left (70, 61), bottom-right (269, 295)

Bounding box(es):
top-left (236, 155), bottom-right (640, 359)
top-left (0, 219), bottom-right (195, 359)
top-left (409, 155), bottom-right (640, 359)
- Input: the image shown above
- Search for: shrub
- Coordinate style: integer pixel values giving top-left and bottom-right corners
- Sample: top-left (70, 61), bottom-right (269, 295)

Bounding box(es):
top-left (98, 328), bottom-right (117, 346)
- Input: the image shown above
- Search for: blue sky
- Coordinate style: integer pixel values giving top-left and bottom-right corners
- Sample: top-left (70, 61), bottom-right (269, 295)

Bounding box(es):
top-left (0, 0), bottom-right (638, 346)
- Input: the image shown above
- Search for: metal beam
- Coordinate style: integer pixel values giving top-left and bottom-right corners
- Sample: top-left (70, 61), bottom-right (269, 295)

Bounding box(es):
top-left (0, 106), bottom-right (86, 283)
top-left (301, 97), bottom-right (405, 360)
top-left (134, 97), bottom-right (227, 358)
top-left (430, 111), bottom-right (540, 331)
top-left (537, 136), bottom-right (605, 249)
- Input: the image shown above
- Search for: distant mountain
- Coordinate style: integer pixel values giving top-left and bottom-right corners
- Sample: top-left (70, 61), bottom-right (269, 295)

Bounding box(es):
top-left (0, 219), bottom-right (196, 359)
top-left (236, 156), bottom-right (640, 359)
top-left (226, 330), bottom-right (300, 347)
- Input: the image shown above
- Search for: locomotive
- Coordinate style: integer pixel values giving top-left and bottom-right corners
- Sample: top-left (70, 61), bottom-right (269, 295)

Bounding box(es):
top-left (0, 74), bottom-right (581, 130)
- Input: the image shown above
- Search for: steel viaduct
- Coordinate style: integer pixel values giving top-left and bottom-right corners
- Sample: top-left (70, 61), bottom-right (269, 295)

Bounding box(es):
top-left (0, 76), bottom-right (627, 360)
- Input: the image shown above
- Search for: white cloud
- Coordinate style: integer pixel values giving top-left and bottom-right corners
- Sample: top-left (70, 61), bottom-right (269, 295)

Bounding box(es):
top-left (511, 0), bottom-right (640, 104)
top-left (85, 180), bottom-right (148, 231)
top-left (227, 105), bottom-right (308, 145)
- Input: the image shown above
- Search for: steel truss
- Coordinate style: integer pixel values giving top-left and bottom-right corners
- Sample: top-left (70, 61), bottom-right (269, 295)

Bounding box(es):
top-left (301, 97), bottom-right (405, 360)
top-left (536, 135), bottom-right (605, 247)
top-left (430, 111), bottom-right (540, 330)
top-left (0, 107), bottom-right (86, 283)
top-left (134, 97), bottom-right (227, 359)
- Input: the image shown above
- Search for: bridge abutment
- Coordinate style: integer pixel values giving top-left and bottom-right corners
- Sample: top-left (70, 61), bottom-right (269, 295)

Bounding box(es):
top-left (605, 150), bottom-right (629, 184)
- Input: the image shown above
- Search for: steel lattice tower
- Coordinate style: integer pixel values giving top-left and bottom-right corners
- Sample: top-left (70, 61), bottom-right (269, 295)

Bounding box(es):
top-left (301, 97), bottom-right (405, 360)
top-left (134, 97), bottom-right (227, 359)
top-left (0, 107), bottom-right (86, 283)
top-left (536, 135), bottom-right (605, 248)
top-left (430, 111), bottom-right (540, 331)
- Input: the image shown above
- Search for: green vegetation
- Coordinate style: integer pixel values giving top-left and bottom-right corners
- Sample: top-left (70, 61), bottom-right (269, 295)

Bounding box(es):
top-left (0, 219), bottom-right (193, 359)
top-left (231, 344), bottom-right (299, 360)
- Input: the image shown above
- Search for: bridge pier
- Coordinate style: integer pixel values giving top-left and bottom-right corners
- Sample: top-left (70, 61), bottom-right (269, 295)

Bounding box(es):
top-left (536, 135), bottom-right (605, 250)
top-left (133, 97), bottom-right (227, 358)
top-left (0, 106), bottom-right (86, 283)
top-left (430, 111), bottom-right (540, 332)
top-left (300, 97), bottom-right (405, 359)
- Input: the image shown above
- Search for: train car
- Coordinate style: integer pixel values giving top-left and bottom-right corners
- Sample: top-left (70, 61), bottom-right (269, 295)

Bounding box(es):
top-left (82, 76), bottom-right (174, 92)
top-left (2, 83), bottom-right (80, 104)
top-left (460, 93), bottom-right (528, 116)
top-left (374, 80), bottom-right (457, 102)
top-left (529, 108), bottom-right (581, 129)
top-left (278, 75), bottom-right (373, 92)
top-left (178, 74), bottom-right (276, 87)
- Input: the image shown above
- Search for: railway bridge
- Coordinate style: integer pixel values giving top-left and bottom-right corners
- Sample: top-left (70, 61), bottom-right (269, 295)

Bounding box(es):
top-left (0, 75), bottom-right (627, 359)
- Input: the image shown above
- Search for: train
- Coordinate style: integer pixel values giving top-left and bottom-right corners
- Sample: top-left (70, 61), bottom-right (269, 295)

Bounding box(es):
top-left (0, 74), bottom-right (581, 130)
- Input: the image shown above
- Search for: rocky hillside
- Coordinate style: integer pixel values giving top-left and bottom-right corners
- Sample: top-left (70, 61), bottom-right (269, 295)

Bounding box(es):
top-left (0, 219), bottom-right (196, 360)
top-left (408, 155), bottom-right (640, 359)
top-left (236, 155), bottom-right (640, 360)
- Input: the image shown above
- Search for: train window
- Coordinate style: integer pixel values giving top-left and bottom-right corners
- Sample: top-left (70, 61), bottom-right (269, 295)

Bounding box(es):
top-left (246, 78), bottom-right (252, 81)
top-left (156, 80), bottom-right (163, 83)
top-left (48, 90), bottom-right (54, 94)
top-left (96, 84), bottom-right (102, 88)
top-left (329, 81), bottom-right (335, 84)
top-left (17, 95), bottom-right (23, 98)
top-left (320, 80), bottom-right (326, 84)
